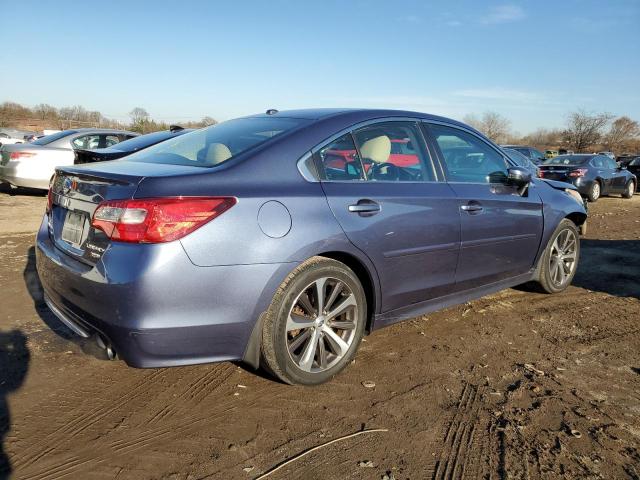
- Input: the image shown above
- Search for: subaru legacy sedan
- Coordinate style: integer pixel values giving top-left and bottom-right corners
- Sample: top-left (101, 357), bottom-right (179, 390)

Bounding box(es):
top-left (36, 109), bottom-right (587, 385)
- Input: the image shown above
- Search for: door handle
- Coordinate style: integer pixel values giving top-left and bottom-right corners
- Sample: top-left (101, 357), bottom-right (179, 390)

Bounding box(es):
top-left (461, 203), bottom-right (483, 213)
top-left (348, 200), bottom-right (381, 215)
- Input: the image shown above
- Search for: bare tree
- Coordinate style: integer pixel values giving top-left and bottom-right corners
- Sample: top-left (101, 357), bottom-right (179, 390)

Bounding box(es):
top-left (129, 107), bottom-right (150, 132)
top-left (521, 128), bottom-right (563, 150)
top-left (562, 110), bottom-right (612, 152)
top-left (463, 111), bottom-right (511, 143)
top-left (201, 116), bottom-right (217, 127)
top-left (604, 116), bottom-right (640, 153)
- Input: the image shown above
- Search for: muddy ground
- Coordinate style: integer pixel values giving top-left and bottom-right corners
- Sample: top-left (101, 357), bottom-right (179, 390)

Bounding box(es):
top-left (0, 185), bottom-right (639, 480)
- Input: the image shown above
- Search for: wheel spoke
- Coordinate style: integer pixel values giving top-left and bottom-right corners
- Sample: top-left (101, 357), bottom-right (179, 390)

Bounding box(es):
top-left (288, 329), bottom-right (311, 353)
top-left (298, 329), bottom-right (320, 371)
top-left (322, 326), bottom-right (349, 357)
top-left (286, 313), bottom-right (315, 332)
top-left (328, 320), bottom-right (356, 330)
top-left (326, 293), bottom-right (357, 320)
top-left (314, 278), bottom-right (327, 314)
top-left (556, 262), bottom-right (566, 284)
top-left (317, 336), bottom-right (327, 369)
top-left (297, 291), bottom-right (316, 316)
top-left (324, 281), bottom-right (344, 312)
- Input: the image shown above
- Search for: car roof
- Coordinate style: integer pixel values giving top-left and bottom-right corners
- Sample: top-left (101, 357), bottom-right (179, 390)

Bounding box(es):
top-left (247, 108), bottom-right (476, 132)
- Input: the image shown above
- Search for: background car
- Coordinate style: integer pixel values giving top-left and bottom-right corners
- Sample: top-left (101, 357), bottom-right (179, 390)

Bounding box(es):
top-left (0, 132), bottom-right (24, 145)
top-left (37, 109), bottom-right (587, 386)
top-left (622, 157), bottom-right (640, 191)
top-left (74, 126), bottom-right (193, 164)
top-left (503, 148), bottom-right (541, 177)
top-left (598, 151), bottom-right (615, 159)
top-left (501, 144), bottom-right (546, 164)
top-left (539, 154), bottom-right (636, 201)
top-left (545, 150), bottom-right (559, 159)
top-left (0, 128), bottom-right (137, 189)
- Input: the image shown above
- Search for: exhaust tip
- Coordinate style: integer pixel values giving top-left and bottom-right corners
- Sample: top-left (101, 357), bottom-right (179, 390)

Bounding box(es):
top-left (96, 334), bottom-right (117, 360)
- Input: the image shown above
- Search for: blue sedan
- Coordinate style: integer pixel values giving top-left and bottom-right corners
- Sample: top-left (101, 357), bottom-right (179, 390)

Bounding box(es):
top-left (36, 109), bottom-right (587, 385)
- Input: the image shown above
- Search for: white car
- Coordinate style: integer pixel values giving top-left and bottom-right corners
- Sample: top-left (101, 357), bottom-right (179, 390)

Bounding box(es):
top-left (0, 132), bottom-right (25, 145)
top-left (0, 128), bottom-right (138, 189)
top-left (598, 151), bottom-right (615, 159)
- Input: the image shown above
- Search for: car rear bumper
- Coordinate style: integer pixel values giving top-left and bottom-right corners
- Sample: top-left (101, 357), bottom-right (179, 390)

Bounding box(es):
top-left (35, 215), bottom-right (297, 368)
top-left (0, 163), bottom-right (50, 189)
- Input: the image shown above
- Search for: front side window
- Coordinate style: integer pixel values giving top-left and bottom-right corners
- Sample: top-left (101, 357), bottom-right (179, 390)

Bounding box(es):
top-left (630, 158), bottom-right (640, 166)
top-left (127, 117), bottom-right (304, 168)
top-left (591, 157), bottom-right (605, 168)
top-left (428, 124), bottom-right (508, 183)
top-left (352, 122), bottom-right (433, 182)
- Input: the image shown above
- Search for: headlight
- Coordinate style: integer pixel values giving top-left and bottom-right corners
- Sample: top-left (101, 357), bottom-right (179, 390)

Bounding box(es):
top-left (565, 188), bottom-right (583, 205)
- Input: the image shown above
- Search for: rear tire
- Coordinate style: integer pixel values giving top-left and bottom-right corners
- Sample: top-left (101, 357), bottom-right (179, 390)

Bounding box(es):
top-left (260, 257), bottom-right (366, 385)
top-left (536, 219), bottom-right (580, 294)
top-left (622, 180), bottom-right (635, 199)
top-left (587, 181), bottom-right (601, 202)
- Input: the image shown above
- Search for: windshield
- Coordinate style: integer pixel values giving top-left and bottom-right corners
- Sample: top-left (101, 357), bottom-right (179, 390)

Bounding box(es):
top-left (110, 130), bottom-right (181, 152)
top-left (32, 130), bottom-right (76, 145)
top-left (543, 156), bottom-right (588, 166)
top-left (126, 117), bottom-right (304, 167)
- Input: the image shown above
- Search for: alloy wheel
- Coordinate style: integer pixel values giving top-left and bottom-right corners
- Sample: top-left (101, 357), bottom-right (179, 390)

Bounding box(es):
top-left (592, 182), bottom-right (600, 200)
top-left (548, 229), bottom-right (578, 287)
top-left (286, 277), bottom-right (358, 373)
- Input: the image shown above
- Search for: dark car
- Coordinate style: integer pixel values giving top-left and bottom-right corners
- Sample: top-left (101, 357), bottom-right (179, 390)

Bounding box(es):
top-left (622, 157), bottom-right (640, 191)
top-left (539, 154), bottom-right (636, 202)
top-left (503, 148), bottom-right (540, 177)
top-left (74, 126), bottom-right (193, 164)
top-left (501, 145), bottom-right (546, 165)
top-left (36, 109), bottom-right (587, 385)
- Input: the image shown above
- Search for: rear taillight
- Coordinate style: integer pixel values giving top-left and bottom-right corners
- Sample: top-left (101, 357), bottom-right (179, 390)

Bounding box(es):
top-left (91, 197), bottom-right (236, 243)
top-left (10, 151), bottom-right (35, 160)
top-left (569, 168), bottom-right (588, 177)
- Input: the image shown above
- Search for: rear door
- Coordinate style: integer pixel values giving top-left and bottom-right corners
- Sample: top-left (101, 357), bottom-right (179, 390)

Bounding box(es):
top-left (317, 120), bottom-right (461, 313)
top-left (424, 122), bottom-right (543, 290)
top-left (606, 157), bottom-right (627, 191)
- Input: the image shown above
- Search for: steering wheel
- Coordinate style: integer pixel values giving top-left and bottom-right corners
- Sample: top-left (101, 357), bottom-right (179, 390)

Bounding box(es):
top-left (370, 162), bottom-right (401, 181)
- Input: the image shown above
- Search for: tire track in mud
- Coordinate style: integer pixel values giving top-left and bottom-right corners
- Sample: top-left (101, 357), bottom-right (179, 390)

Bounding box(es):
top-left (17, 365), bottom-right (263, 479)
top-left (13, 369), bottom-right (169, 470)
top-left (433, 382), bottom-right (488, 480)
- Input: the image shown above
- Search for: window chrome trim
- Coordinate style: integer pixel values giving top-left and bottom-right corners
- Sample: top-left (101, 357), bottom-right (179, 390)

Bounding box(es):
top-left (296, 150), bottom-right (319, 182)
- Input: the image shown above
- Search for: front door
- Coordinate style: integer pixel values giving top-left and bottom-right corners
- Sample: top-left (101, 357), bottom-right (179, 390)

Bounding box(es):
top-left (317, 121), bottom-right (461, 313)
top-left (425, 122), bottom-right (544, 290)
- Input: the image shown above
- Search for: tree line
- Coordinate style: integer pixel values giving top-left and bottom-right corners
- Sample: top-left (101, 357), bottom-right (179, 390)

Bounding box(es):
top-left (464, 110), bottom-right (640, 154)
top-left (0, 102), bottom-right (217, 134)
top-left (1, 101), bottom-right (638, 153)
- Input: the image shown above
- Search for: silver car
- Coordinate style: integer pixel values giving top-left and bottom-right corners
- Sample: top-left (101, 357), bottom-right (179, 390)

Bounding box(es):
top-left (0, 128), bottom-right (138, 189)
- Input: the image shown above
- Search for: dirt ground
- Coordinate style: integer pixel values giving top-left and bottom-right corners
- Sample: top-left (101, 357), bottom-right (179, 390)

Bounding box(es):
top-left (0, 184), bottom-right (639, 480)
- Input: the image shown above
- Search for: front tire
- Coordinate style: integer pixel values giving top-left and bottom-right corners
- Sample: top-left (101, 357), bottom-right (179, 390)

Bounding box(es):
top-left (536, 219), bottom-right (580, 294)
top-left (587, 180), bottom-right (601, 202)
top-left (622, 180), bottom-right (635, 199)
top-left (261, 257), bottom-right (366, 385)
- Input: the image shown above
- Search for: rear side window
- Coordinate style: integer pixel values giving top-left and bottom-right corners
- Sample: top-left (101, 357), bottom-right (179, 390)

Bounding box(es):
top-left (428, 124), bottom-right (508, 183)
top-left (127, 117), bottom-right (304, 168)
top-left (317, 134), bottom-right (364, 181)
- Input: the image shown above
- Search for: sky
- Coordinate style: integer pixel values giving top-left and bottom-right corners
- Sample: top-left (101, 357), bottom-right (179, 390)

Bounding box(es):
top-left (1, 0), bottom-right (639, 134)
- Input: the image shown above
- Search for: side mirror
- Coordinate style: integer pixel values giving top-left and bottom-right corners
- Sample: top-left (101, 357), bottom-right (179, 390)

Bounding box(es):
top-left (507, 166), bottom-right (532, 186)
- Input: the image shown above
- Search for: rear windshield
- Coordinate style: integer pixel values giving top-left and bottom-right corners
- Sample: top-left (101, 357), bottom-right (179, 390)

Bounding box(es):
top-left (543, 156), bottom-right (588, 166)
top-left (111, 130), bottom-right (181, 152)
top-left (32, 130), bottom-right (76, 145)
top-left (126, 117), bottom-right (304, 167)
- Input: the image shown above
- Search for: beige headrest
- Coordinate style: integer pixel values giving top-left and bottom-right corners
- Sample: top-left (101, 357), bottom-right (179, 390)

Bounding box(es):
top-left (359, 135), bottom-right (390, 164)
top-left (206, 143), bottom-right (232, 164)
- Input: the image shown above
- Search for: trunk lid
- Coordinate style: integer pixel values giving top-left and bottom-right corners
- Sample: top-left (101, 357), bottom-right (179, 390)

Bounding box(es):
top-left (538, 165), bottom-right (577, 181)
top-left (49, 161), bottom-right (210, 265)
